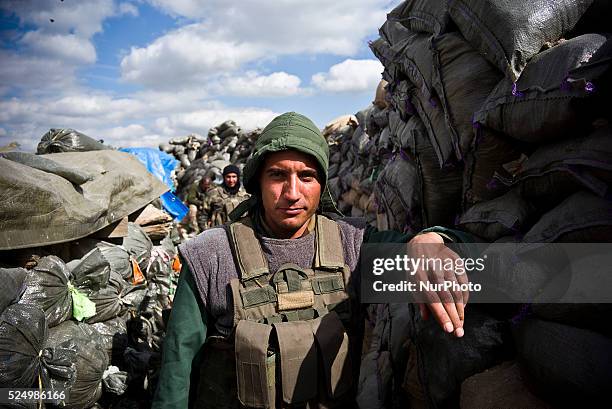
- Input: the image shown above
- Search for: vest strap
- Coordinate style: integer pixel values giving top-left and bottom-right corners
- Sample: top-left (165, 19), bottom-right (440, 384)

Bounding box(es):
top-left (230, 218), bottom-right (269, 280)
top-left (315, 215), bottom-right (346, 269)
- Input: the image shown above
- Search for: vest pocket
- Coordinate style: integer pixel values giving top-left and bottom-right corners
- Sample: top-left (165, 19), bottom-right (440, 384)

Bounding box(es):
top-left (311, 312), bottom-right (353, 399)
top-left (235, 320), bottom-right (276, 408)
top-left (274, 320), bottom-right (318, 404)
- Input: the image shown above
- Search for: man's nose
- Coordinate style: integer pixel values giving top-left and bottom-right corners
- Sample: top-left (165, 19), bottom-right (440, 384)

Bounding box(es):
top-left (283, 175), bottom-right (300, 201)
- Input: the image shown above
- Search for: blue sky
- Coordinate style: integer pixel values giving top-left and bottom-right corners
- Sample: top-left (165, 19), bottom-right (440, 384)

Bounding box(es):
top-left (0, 0), bottom-right (399, 151)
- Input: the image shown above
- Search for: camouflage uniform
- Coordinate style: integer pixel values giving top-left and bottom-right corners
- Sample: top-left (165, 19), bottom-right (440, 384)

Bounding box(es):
top-left (208, 185), bottom-right (250, 226)
top-left (185, 183), bottom-right (213, 232)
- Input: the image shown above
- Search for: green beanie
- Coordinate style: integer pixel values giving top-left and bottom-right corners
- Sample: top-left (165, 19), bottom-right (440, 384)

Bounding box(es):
top-left (230, 112), bottom-right (340, 220)
top-left (243, 111), bottom-right (329, 193)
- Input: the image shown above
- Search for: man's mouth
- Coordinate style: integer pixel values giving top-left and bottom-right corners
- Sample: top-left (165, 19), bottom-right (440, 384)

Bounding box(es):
top-left (278, 207), bottom-right (305, 215)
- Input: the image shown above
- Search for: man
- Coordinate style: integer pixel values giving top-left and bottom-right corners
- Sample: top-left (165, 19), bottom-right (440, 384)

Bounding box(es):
top-left (184, 176), bottom-right (213, 234)
top-left (153, 112), bottom-right (471, 409)
top-left (208, 164), bottom-right (250, 226)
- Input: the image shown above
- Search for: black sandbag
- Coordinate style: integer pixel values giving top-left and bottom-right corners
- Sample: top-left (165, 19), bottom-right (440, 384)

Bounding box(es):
top-left (408, 116), bottom-right (463, 228)
top-left (410, 88), bottom-right (459, 167)
top-left (0, 152), bottom-right (94, 185)
top-left (123, 223), bottom-right (153, 275)
top-left (414, 306), bottom-right (511, 408)
top-left (530, 253), bottom-right (612, 337)
top-left (499, 126), bottom-right (612, 209)
top-left (37, 128), bottom-right (111, 154)
top-left (374, 152), bottom-right (423, 234)
top-left (388, 0), bottom-right (450, 35)
top-left (458, 189), bottom-right (534, 242)
top-left (386, 80), bottom-right (416, 121)
top-left (0, 303), bottom-right (76, 389)
top-left (474, 34), bottom-right (608, 143)
top-left (19, 255), bottom-right (72, 327)
top-left (102, 366), bottom-right (129, 396)
top-left (462, 128), bottom-right (527, 209)
top-left (91, 316), bottom-right (128, 357)
top-left (513, 318), bottom-right (612, 406)
top-left (0, 267), bottom-right (27, 314)
top-left (523, 191), bottom-right (612, 243)
top-left (480, 240), bottom-right (554, 302)
top-left (431, 32), bottom-right (504, 160)
top-left (97, 241), bottom-right (132, 281)
top-left (86, 286), bottom-right (124, 324)
top-left (48, 321), bottom-right (109, 409)
top-left (448, 0), bottom-right (601, 81)
top-left (71, 248), bottom-right (111, 292)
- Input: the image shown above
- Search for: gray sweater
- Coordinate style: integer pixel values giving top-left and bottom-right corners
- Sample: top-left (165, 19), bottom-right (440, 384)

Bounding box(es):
top-left (179, 217), bottom-right (367, 336)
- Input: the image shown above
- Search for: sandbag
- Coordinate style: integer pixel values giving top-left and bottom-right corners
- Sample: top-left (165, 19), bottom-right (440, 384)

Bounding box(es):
top-left (0, 150), bottom-right (168, 250)
top-left (91, 316), bottom-right (128, 357)
top-left (0, 303), bottom-right (76, 389)
top-left (523, 191), bottom-right (612, 243)
top-left (123, 222), bottom-right (154, 276)
top-left (475, 34), bottom-right (608, 143)
top-left (19, 255), bottom-right (72, 328)
top-left (0, 267), bottom-right (27, 315)
top-left (431, 32), bottom-right (504, 161)
top-left (86, 286), bottom-right (124, 324)
top-left (0, 151), bottom-right (93, 185)
top-left (498, 126), bottom-right (612, 208)
top-left (386, 80), bottom-right (416, 121)
top-left (408, 116), bottom-right (463, 227)
top-left (37, 128), bottom-right (111, 154)
top-left (413, 306), bottom-right (511, 408)
top-left (458, 189), bottom-right (533, 242)
top-left (448, 0), bottom-right (602, 81)
top-left (97, 242), bottom-right (132, 281)
top-left (462, 128), bottom-right (527, 209)
top-left (387, 0), bottom-right (450, 35)
top-left (410, 89), bottom-right (459, 167)
top-left (460, 361), bottom-right (553, 409)
top-left (513, 318), bottom-right (612, 406)
top-left (71, 248), bottom-right (111, 292)
top-left (531, 253), bottom-right (612, 337)
top-left (48, 321), bottom-right (109, 409)
top-left (374, 152), bottom-right (422, 233)
top-left (103, 366), bottom-right (129, 396)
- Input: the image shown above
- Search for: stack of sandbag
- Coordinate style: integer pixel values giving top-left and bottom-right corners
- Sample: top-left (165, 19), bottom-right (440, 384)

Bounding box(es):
top-left (160, 120), bottom-right (262, 200)
top-left (368, 0), bottom-right (612, 407)
top-left (325, 92), bottom-right (394, 227)
top-left (0, 222), bottom-right (181, 408)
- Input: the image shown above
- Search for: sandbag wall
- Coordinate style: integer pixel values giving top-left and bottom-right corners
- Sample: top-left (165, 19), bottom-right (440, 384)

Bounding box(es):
top-left (159, 120), bottom-right (262, 199)
top-left (0, 223), bottom-right (180, 409)
top-left (325, 106), bottom-right (392, 227)
top-left (366, 0), bottom-right (612, 408)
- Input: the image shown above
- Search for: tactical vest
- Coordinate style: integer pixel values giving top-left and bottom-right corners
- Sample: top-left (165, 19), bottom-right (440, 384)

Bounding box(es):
top-left (211, 188), bottom-right (250, 226)
top-left (196, 215), bottom-right (356, 409)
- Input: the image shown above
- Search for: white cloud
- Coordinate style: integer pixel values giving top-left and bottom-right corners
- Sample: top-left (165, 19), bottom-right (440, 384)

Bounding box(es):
top-left (312, 59), bottom-right (383, 92)
top-left (118, 2), bottom-right (139, 17)
top-left (122, 0), bottom-right (391, 89)
top-left (211, 71), bottom-right (303, 97)
top-left (20, 31), bottom-right (97, 64)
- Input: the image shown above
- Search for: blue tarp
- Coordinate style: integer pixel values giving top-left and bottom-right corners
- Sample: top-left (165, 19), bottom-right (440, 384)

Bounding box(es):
top-left (119, 147), bottom-right (188, 221)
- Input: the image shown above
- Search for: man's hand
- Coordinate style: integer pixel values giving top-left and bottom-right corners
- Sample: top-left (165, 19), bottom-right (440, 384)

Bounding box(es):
top-left (407, 232), bottom-right (469, 338)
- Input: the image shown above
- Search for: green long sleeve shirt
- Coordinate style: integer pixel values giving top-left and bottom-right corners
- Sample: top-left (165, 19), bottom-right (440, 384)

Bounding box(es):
top-left (152, 224), bottom-right (473, 408)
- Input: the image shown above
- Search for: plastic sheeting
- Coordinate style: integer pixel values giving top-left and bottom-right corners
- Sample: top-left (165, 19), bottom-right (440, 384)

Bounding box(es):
top-left (0, 150), bottom-right (168, 250)
top-left (119, 147), bottom-right (188, 221)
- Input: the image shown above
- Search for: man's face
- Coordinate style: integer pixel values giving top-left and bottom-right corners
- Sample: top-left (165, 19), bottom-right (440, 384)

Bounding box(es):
top-left (200, 178), bottom-right (211, 190)
top-left (259, 150), bottom-right (322, 239)
top-left (224, 172), bottom-right (238, 188)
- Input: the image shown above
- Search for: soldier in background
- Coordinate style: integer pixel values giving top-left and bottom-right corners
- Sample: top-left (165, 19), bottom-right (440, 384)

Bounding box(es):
top-left (208, 164), bottom-right (250, 226)
top-left (184, 176), bottom-right (213, 234)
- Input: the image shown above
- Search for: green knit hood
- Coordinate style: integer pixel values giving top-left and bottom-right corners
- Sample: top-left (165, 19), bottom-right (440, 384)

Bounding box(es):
top-left (242, 112), bottom-right (329, 192)
top-left (230, 112), bottom-right (340, 220)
